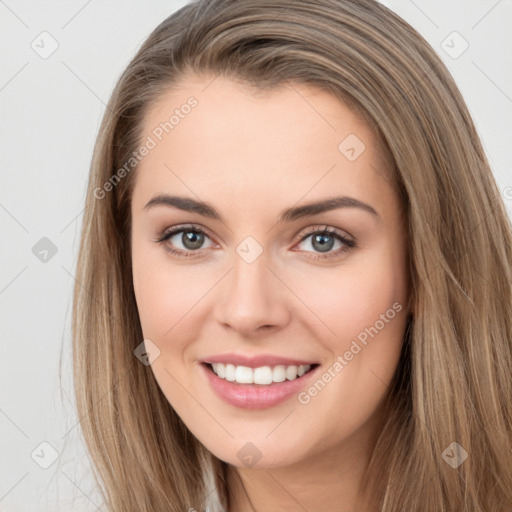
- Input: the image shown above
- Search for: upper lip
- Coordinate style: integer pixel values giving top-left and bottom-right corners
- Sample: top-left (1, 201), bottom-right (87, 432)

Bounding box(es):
top-left (202, 353), bottom-right (318, 368)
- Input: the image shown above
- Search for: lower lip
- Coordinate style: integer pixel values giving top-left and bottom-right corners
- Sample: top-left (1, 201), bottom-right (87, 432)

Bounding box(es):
top-left (200, 363), bottom-right (319, 410)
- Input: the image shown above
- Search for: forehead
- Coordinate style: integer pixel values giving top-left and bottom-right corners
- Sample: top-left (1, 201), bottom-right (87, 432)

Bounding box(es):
top-left (133, 74), bottom-right (397, 219)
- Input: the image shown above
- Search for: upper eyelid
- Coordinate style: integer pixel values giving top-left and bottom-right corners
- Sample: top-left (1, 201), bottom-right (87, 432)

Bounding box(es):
top-left (160, 223), bottom-right (212, 242)
top-left (298, 225), bottom-right (353, 240)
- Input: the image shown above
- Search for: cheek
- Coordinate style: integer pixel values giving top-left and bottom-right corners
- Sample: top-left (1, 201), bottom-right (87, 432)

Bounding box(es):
top-left (288, 252), bottom-right (406, 348)
top-left (288, 263), bottom-right (407, 444)
top-left (131, 243), bottom-right (218, 369)
top-left (131, 241), bottom-right (186, 338)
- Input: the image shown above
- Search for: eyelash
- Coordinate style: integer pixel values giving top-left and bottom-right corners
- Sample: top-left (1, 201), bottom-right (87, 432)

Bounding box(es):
top-left (153, 224), bottom-right (356, 261)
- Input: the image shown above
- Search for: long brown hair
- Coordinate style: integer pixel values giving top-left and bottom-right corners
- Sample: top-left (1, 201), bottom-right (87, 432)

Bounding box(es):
top-left (72, 0), bottom-right (512, 510)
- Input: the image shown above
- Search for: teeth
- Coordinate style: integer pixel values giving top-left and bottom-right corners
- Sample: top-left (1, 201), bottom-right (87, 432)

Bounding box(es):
top-left (216, 363), bottom-right (226, 379)
top-left (272, 365), bottom-right (286, 383)
top-left (235, 365), bottom-right (253, 384)
top-left (210, 363), bottom-right (312, 385)
top-left (254, 366), bottom-right (272, 385)
top-left (286, 365), bottom-right (298, 380)
top-left (225, 364), bottom-right (236, 382)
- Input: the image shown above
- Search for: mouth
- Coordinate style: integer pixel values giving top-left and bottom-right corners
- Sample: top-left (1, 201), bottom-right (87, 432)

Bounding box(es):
top-left (200, 360), bottom-right (320, 409)
top-left (202, 362), bottom-right (319, 386)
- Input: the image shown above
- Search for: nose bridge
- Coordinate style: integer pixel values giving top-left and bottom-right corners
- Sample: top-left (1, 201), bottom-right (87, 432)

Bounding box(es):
top-left (232, 247), bottom-right (270, 297)
top-left (215, 243), bottom-right (289, 335)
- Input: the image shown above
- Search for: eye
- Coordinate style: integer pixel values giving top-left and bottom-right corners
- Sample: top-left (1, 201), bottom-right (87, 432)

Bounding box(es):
top-left (294, 225), bottom-right (355, 261)
top-left (153, 224), bottom-right (214, 258)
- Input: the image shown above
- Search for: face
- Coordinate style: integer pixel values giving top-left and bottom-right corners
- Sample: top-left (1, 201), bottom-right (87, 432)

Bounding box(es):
top-left (130, 73), bottom-right (410, 470)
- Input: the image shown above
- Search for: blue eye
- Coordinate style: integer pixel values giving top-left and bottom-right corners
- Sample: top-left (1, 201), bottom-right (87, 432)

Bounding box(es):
top-left (296, 226), bottom-right (355, 260)
top-left (154, 224), bottom-right (355, 260)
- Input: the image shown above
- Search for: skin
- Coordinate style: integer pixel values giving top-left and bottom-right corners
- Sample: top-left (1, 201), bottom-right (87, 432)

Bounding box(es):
top-left (130, 72), bottom-right (411, 511)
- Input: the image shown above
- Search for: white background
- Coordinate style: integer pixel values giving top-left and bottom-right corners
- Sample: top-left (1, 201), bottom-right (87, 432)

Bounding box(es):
top-left (1, 1), bottom-right (511, 510)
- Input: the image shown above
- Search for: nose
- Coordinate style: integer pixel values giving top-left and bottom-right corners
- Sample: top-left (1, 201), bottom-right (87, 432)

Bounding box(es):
top-left (214, 254), bottom-right (291, 339)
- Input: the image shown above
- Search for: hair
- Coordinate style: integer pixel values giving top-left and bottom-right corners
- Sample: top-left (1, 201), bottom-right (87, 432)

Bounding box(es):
top-left (71, 0), bottom-right (512, 510)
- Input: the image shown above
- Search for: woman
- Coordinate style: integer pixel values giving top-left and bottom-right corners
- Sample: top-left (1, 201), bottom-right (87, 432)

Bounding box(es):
top-left (72, 0), bottom-right (512, 510)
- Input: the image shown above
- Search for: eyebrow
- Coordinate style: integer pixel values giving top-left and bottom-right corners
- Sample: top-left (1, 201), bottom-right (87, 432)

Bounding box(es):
top-left (143, 194), bottom-right (379, 223)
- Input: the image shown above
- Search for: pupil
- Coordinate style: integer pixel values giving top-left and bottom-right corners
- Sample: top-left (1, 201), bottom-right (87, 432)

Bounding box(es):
top-left (183, 231), bottom-right (204, 250)
top-left (313, 233), bottom-right (334, 253)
